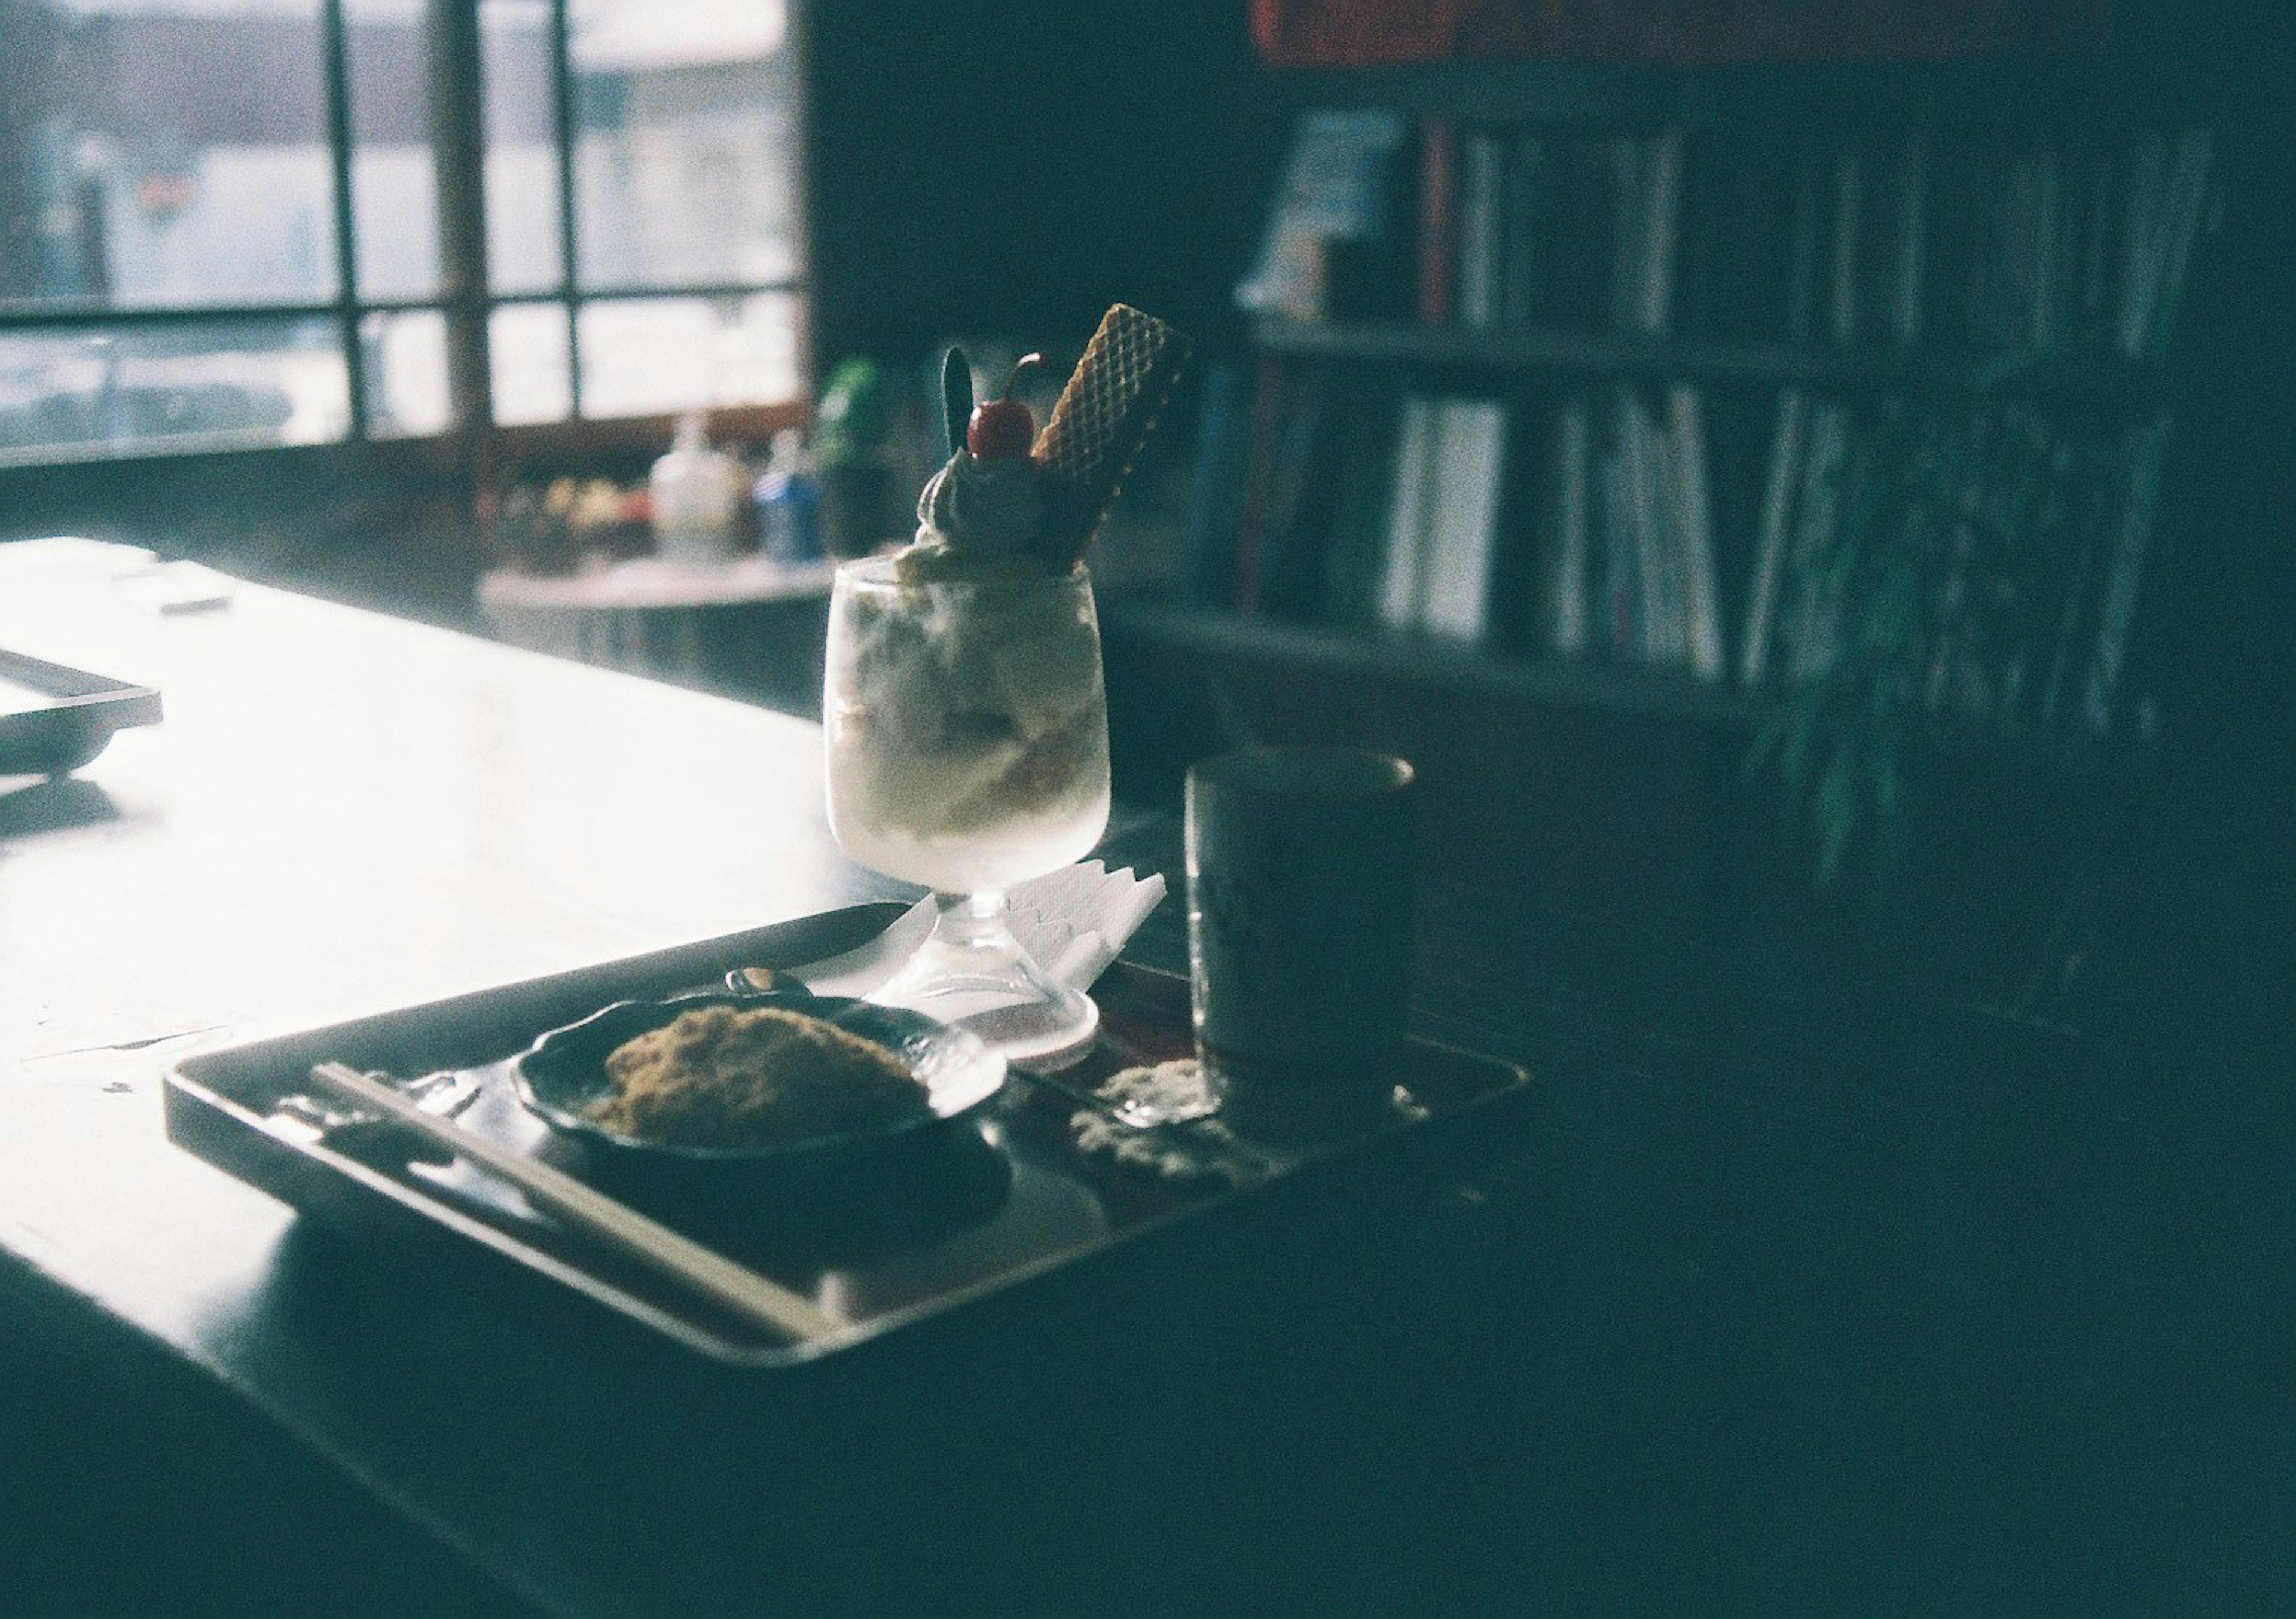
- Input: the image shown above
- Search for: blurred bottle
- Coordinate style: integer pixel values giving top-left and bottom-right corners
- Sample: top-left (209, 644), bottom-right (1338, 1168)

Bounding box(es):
top-left (649, 412), bottom-right (743, 564)
top-left (754, 429), bottom-right (823, 563)
top-left (813, 356), bottom-right (896, 558)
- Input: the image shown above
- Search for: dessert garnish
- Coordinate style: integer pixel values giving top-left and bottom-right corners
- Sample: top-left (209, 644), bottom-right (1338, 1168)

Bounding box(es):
top-left (1031, 303), bottom-right (1192, 567)
top-left (897, 305), bottom-right (1190, 582)
top-left (966, 353), bottom-right (1043, 460)
top-left (939, 345), bottom-right (975, 456)
top-left (899, 355), bottom-right (1052, 584)
top-left (587, 1003), bottom-right (927, 1151)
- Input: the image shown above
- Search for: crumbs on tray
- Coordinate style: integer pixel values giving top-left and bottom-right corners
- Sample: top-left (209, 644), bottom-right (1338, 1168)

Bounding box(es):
top-left (1068, 1061), bottom-right (1264, 1185)
top-left (591, 1004), bottom-right (926, 1150)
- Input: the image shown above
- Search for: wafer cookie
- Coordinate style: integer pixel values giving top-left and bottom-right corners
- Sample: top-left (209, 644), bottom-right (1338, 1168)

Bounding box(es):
top-left (1033, 304), bottom-right (1192, 565)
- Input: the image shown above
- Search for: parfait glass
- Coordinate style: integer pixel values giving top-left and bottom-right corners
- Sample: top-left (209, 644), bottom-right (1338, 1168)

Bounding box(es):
top-left (823, 555), bottom-right (1111, 1065)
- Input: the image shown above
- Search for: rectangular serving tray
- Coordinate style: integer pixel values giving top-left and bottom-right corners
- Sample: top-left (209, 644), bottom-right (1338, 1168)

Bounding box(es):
top-left (164, 906), bottom-right (1531, 1368)
top-left (0, 647), bottom-right (163, 777)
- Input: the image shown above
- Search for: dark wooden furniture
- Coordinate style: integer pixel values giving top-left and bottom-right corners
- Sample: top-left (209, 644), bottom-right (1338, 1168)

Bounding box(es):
top-left (1, 536), bottom-right (2284, 1615)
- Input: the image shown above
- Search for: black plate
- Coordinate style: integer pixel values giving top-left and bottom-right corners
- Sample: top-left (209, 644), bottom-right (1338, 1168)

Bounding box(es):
top-left (513, 989), bottom-right (1008, 1177)
top-left (0, 647), bottom-right (163, 777)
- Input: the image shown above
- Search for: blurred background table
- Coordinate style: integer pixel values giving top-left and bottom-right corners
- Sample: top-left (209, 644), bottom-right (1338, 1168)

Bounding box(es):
top-left (477, 554), bottom-right (838, 716)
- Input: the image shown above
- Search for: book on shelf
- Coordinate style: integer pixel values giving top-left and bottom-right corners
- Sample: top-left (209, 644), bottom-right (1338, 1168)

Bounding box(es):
top-left (1418, 398), bottom-right (1509, 639)
top-left (2028, 146), bottom-right (2066, 350)
top-left (1182, 366), bottom-right (2179, 756)
top-left (1181, 362), bottom-right (1254, 608)
top-left (1479, 395), bottom-right (1543, 660)
top-left (2038, 426), bottom-right (2114, 727)
top-left (1373, 393), bottom-right (1506, 640)
top-left (2083, 418), bottom-right (2169, 729)
top-left (2120, 130), bottom-right (2216, 359)
top-left (1780, 138), bottom-right (1831, 346)
top-left (1916, 126), bottom-right (2218, 357)
top-left (1235, 108), bottom-right (1412, 323)
top-left (1321, 384), bottom-right (1408, 630)
top-left (1842, 130), bottom-right (1931, 347)
top-left (1548, 396), bottom-right (1593, 658)
top-left (1738, 388), bottom-right (1810, 686)
top-left (1608, 131), bottom-right (1683, 337)
top-left (1593, 438), bottom-right (1638, 660)
top-left (1641, 132), bottom-right (1685, 337)
top-left (1416, 118), bottom-right (1459, 325)
top-left (1253, 366), bottom-right (1343, 619)
top-left (1887, 132), bottom-right (1932, 346)
top-left (2116, 133), bottom-right (2175, 356)
top-left (1778, 401), bottom-right (1850, 685)
top-left (1550, 134), bottom-right (1621, 331)
top-left (1499, 133), bottom-right (1557, 330)
top-left (1590, 383), bottom-right (1724, 679)
top-left (1463, 390), bottom-right (1578, 662)
top-left (1827, 142), bottom-right (1865, 346)
top-left (1667, 386), bottom-right (1726, 680)
top-left (1983, 144), bottom-right (2057, 351)
top-left (1226, 359), bottom-right (1307, 612)
top-left (1378, 395), bottom-right (1442, 626)
top-left (1457, 130), bottom-right (1506, 329)
top-left (1615, 388), bottom-right (1680, 665)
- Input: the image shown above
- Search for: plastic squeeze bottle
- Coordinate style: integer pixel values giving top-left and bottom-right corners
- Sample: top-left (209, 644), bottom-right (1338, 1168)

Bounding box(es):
top-left (754, 428), bottom-right (823, 562)
top-left (649, 413), bottom-right (742, 563)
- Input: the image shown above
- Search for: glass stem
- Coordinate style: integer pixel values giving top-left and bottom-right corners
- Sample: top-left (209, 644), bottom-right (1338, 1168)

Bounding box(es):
top-left (932, 890), bottom-right (1014, 955)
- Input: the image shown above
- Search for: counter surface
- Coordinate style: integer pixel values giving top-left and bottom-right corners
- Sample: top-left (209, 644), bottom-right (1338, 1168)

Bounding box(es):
top-left (0, 537), bottom-right (2282, 1617)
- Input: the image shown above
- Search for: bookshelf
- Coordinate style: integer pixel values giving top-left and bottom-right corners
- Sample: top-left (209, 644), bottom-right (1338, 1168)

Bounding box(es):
top-left (1162, 96), bottom-right (2212, 686)
top-left (1103, 27), bottom-right (2266, 1004)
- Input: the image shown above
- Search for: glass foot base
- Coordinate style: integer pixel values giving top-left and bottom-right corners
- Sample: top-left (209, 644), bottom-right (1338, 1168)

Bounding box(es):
top-left (946, 986), bottom-right (1100, 1070)
top-left (868, 908), bottom-right (1100, 1068)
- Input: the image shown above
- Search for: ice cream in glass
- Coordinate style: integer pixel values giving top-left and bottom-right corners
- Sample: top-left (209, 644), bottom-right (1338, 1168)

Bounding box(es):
top-left (825, 306), bottom-right (1188, 1063)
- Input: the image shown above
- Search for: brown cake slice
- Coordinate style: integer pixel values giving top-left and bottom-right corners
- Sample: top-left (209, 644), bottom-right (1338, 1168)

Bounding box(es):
top-left (1031, 304), bottom-right (1192, 567)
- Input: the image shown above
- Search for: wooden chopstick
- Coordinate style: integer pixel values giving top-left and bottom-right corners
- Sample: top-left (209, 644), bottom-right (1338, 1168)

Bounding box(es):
top-left (306, 1062), bottom-right (836, 1343)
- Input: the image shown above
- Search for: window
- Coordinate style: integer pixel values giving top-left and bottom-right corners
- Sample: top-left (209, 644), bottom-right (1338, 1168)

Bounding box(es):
top-left (0, 0), bottom-right (804, 468)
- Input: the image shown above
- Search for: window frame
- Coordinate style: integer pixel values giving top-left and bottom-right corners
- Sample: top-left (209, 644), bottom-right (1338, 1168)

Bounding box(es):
top-left (0, 0), bottom-right (816, 497)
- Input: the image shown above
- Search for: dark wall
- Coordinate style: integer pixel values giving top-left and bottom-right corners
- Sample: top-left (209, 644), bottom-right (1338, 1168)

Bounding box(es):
top-left (800, 0), bottom-right (1287, 371)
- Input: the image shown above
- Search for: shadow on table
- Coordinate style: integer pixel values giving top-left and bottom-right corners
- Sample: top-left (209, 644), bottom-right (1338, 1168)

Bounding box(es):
top-left (0, 775), bottom-right (118, 839)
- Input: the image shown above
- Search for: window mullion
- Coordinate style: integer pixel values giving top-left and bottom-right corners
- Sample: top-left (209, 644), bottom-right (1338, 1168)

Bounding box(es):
top-left (320, 0), bottom-right (368, 440)
top-left (429, 0), bottom-right (496, 474)
top-left (549, 0), bottom-right (582, 418)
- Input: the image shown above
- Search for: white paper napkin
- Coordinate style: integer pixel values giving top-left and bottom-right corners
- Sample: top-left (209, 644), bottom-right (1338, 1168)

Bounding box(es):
top-left (1007, 860), bottom-right (1167, 991)
top-left (792, 861), bottom-right (1165, 1001)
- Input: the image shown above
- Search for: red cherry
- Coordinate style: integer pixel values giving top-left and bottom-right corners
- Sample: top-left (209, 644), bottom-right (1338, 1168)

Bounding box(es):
top-left (964, 352), bottom-right (1043, 460)
top-left (967, 396), bottom-right (1034, 460)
